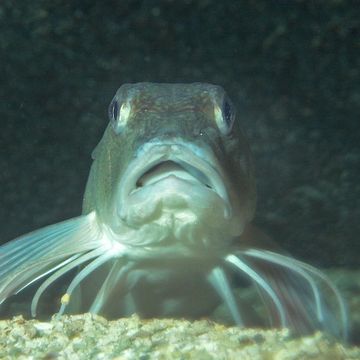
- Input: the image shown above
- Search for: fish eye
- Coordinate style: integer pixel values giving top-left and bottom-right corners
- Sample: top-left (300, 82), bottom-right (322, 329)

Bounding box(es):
top-left (108, 99), bottom-right (119, 123)
top-left (108, 99), bottom-right (131, 134)
top-left (214, 96), bottom-right (236, 135)
top-left (223, 97), bottom-right (235, 129)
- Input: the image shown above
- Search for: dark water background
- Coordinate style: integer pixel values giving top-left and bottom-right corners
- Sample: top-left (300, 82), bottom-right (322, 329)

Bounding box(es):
top-left (0, 1), bottom-right (359, 271)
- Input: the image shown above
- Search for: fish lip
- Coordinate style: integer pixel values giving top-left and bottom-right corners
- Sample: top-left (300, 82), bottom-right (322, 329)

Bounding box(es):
top-left (134, 160), bottom-right (213, 190)
top-left (117, 140), bottom-right (231, 219)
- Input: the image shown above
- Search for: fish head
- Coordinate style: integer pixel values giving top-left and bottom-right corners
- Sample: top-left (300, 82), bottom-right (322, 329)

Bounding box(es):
top-left (83, 83), bottom-right (256, 251)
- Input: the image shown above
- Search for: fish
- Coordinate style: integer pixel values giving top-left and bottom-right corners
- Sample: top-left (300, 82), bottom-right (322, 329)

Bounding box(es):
top-left (0, 83), bottom-right (348, 338)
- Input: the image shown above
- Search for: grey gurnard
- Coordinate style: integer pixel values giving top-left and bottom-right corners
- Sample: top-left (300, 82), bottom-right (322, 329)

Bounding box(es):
top-left (0, 83), bottom-right (348, 338)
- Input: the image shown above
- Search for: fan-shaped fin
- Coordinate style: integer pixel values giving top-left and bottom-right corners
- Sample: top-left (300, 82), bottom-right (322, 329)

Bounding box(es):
top-left (225, 249), bottom-right (348, 339)
top-left (0, 212), bottom-right (103, 305)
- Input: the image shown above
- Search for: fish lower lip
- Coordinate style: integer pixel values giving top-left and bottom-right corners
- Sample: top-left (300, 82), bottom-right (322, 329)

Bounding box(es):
top-left (135, 160), bottom-right (213, 190)
top-left (130, 177), bottom-right (211, 198)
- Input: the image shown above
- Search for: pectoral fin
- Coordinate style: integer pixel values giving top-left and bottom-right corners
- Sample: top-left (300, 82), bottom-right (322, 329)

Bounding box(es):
top-left (0, 211), bottom-right (103, 305)
top-left (226, 249), bottom-right (348, 339)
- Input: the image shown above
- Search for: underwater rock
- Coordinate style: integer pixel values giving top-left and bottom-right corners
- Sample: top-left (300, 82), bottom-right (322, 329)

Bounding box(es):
top-left (0, 313), bottom-right (359, 360)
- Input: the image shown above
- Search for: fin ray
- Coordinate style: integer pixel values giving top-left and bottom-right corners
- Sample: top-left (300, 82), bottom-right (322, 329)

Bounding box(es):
top-left (236, 248), bottom-right (348, 339)
top-left (0, 212), bottom-right (103, 304)
top-left (208, 266), bottom-right (244, 326)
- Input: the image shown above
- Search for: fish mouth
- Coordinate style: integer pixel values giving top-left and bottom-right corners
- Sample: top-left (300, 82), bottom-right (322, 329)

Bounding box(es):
top-left (136, 160), bottom-right (213, 190)
top-left (116, 140), bottom-right (231, 221)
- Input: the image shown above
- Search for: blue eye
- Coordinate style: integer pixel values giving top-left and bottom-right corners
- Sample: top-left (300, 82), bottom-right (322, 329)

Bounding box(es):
top-left (108, 99), bottom-right (119, 123)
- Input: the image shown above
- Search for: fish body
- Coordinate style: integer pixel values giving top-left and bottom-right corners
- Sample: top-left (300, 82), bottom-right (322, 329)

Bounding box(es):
top-left (0, 83), bottom-right (348, 338)
top-left (77, 83), bottom-right (255, 319)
